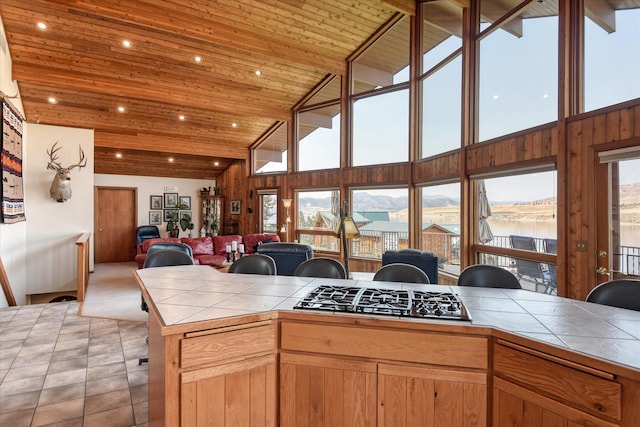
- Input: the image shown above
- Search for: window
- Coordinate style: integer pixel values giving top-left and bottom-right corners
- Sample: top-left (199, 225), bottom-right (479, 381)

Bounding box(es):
top-left (258, 191), bottom-right (278, 233)
top-left (253, 122), bottom-right (288, 174)
top-left (298, 107), bottom-right (340, 171)
top-left (420, 182), bottom-right (461, 273)
top-left (421, 1), bottom-right (463, 158)
top-left (352, 89), bottom-right (409, 166)
top-left (584, 4), bottom-right (640, 112)
top-left (298, 76), bottom-right (341, 171)
top-left (352, 16), bottom-right (410, 95)
top-left (478, 1), bottom-right (558, 142)
top-left (475, 169), bottom-right (558, 294)
top-left (296, 190), bottom-right (340, 251)
top-left (351, 187), bottom-right (408, 259)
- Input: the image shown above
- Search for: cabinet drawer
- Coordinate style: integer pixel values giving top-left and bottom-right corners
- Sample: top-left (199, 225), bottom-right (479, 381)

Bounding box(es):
top-left (181, 324), bottom-right (275, 370)
top-left (281, 321), bottom-right (487, 369)
top-left (493, 341), bottom-right (621, 421)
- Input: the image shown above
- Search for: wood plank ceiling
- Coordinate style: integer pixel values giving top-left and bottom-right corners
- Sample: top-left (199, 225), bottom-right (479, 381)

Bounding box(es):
top-left (0, 0), bottom-right (411, 178)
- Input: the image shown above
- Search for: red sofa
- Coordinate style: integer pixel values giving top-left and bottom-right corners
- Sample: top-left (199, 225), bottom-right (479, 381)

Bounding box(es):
top-left (135, 233), bottom-right (280, 268)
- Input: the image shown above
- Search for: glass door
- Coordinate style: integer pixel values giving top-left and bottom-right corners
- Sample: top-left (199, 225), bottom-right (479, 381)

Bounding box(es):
top-left (597, 154), bottom-right (640, 281)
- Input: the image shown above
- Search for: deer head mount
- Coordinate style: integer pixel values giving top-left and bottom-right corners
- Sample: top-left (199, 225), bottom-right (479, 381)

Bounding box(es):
top-left (47, 142), bottom-right (87, 202)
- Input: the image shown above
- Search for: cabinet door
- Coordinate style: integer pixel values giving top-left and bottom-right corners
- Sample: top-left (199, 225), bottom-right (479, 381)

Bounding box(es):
top-left (181, 355), bottom-right (277, 427)
top-left (493, 378), bottom-right (618, 427)
top-left (280, 353), bottom-right (377, 427)
top-left (378, 363), bottom-right (487, 427)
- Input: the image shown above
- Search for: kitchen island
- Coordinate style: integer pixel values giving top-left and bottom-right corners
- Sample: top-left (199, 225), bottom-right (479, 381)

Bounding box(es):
top-left (135, 265), bottom-right (640, 427)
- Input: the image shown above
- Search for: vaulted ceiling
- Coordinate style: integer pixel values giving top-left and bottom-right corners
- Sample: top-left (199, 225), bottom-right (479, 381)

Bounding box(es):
top-left (0, 0), bottom-right (413, 178)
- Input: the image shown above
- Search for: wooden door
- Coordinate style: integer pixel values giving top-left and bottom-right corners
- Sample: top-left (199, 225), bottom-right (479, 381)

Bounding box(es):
top-left (280, 353), bottom-right (377, 427)
top-left (95, 186), bottom-right (137, 263)
top-left (378, 363), bottom-right (486, 427)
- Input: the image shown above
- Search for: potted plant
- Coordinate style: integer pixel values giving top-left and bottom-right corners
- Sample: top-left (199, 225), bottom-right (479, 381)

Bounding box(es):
top-left (166, 203), bottom-right (192, 237)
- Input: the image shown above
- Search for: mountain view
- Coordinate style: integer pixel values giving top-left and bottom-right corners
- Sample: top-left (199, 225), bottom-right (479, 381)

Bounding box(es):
top-left (297, 182), bottom-right (640, 225)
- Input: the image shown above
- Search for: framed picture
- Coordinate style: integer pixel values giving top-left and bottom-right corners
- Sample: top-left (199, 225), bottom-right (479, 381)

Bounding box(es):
top-left (230, 200), bottom-right (241, 215)
top-left (164, 209), bottom-right (178, 222)
top-left (150, 195), bottom-right (163, 210)
top-left (179, 195), bottom-right (191, 209)
top-left (180, 211), bottom-right (192, 220)
top-left (149, 211), bottom-right (162, 225)
top-left (164, 192), bottom-right (178, 208)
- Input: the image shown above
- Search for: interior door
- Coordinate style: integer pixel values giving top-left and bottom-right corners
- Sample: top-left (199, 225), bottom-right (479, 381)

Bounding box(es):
top-left (596, 154), bottom-right (640, 282)
top-left (95, 186), bottom-right (137, 263)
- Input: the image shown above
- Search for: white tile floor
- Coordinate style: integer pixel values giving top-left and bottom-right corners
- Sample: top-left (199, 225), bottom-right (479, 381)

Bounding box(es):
top-left (0, 301), bottom-right (148, 426)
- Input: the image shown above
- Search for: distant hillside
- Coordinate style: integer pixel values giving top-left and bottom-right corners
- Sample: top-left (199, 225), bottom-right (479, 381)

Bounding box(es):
top-left (297, 183), bottom-right (640, 224)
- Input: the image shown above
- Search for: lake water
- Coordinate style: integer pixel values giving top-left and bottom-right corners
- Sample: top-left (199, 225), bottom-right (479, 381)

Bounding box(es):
top-left (488, 220), bottom-right (640, 248)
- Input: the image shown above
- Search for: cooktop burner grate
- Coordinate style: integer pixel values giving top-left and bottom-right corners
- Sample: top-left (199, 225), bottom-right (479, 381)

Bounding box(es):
top-left (294, 285), bottom-right (471, 321)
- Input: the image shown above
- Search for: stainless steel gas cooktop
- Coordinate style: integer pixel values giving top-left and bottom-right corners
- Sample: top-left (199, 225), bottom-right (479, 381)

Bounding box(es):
top-left (294, 285), bottom-right (471, 321)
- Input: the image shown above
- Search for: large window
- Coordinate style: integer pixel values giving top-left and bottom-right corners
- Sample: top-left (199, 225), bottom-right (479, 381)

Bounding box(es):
top-left (420, 182), bottom-right (461, 273)
top-left (476, 169), bottom-right (558, 294)
top-left (253, 122), bottom-right (288, 174)
top-left (258, 190), bottom-right (278, 233)
top-left (421, 1), bottom-right (463, 158)
top-left (352, 89), bottom-right (409, 166)
top-left (351, 187), bottom-right (408, 259)
top-left (352, 16), bottom-right (410, 94)
top-left (296, 190), bottom-right (339, 251)
top-left (298, 107), bottom-right (340, 171)
top-left (584, 4), bottom-right (640, 112)
top-left (298, 76), bottom-right (341, 171)
top-left (351, 14), bottom-right (410, 167)
top-left (478, 1), bottom-right (558, 142)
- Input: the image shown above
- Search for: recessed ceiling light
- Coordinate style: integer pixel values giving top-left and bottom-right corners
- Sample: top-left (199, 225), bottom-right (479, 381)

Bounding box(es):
top-left (168, 157), bottom-right (174, 163)
top-left (492, 95), bottom-right (499, 100)
top-left (231, 122), bottom-right (238, 128)
top-left (214, 161), bottom-right (219, 166)
top-left (255, 70), bottom-right (262, 76)
top-left (117, 106), bottom-right (125, 113)
top-left (194, 56), bottom-right (202, 63)
top-left (48, 97), bottom-right (57, 104)
top-left (115, 153), bottom-right (122, 159)
top-left (122, 40), bottom-right (132, 48)
top-left (178, 115), bottom-right (185, 121)
top-left (37, 22), bottom-right (47, 31)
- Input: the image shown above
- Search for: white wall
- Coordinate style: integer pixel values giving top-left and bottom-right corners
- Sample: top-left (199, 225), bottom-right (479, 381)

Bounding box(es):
top-left (25, 124), bottom-right (94, 296)
top-left (94, 174), bottom-right (216, 238)
top-left (1, 18), bottom-right (27, 306)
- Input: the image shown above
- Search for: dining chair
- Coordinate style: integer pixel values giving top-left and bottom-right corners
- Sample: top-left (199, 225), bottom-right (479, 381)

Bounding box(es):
top-left (457, 264), bottom-right (522, 289)
top-left (140, 249), bottom-right (195, 364)
top-left (373, 263), bottom-right (430, 284)
top-left (228, 254), bottom-right (277, 275)
top-left (585, 279), bottom-right (640, 311)
top-left (294, 257), bottom-right (347, 279)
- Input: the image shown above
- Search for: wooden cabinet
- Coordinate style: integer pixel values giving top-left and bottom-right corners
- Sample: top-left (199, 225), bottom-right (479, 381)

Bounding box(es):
top-left (200, 195), bottom-right (223, 236)
top-left (280, 353), bottom-right (377, 427)
top-left (280, 320), bottom-right (488, 427)
top-left (378, 363), bottom-right (486, 427)
top-left (492, 339), bottom-right (622, 427)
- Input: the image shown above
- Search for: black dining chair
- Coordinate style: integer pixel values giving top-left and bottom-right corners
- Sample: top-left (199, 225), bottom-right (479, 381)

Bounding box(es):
top-left (294, 258), bottom-right (347, 279)
top-left (585, 279), bottom-right (640, 311)
top-left (143, 249), bottom-right (195, 268)
top-left (146, 242), bottom-right (193, 258)
top-left (457, 264), bottom-right (522, 289)
top-left (139, 249), bottom-right (195, 364)
top-left (373, 263), bottom-right (430, 284)
top-left (228, 254), bottom-right (277, 275)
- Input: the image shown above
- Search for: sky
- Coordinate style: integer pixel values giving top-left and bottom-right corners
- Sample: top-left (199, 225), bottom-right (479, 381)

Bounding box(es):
top-left (273, 7), bottom-right (640, 202)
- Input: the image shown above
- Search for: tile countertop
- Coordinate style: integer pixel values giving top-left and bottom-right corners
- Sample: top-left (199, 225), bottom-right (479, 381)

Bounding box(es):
top-left (135, 265), bottom-right (640, 373)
